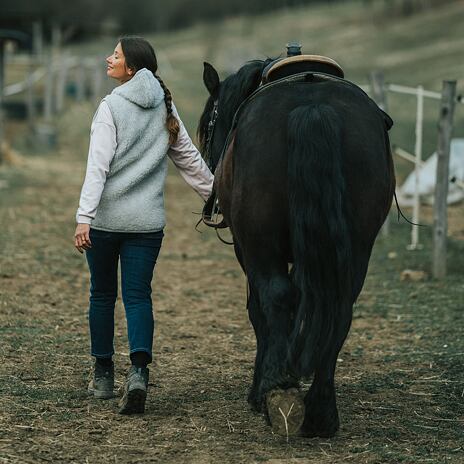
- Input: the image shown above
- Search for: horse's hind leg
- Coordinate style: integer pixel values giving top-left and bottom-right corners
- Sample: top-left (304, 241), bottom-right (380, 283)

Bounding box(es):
top-left (249, 269), bottom-right (296, 396)
top-left (247, 265), bottom-right (304, 435)
top-left (246, 285), bottom-right (268, 412)
top-left (301, 251), bottom-right (369, 437)
top-left (300, 314), bottom-right (351, 438)
top-left (233, 244), bottom-right (269, 412)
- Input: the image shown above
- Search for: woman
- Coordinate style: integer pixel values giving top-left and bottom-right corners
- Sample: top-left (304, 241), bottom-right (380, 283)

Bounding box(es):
top-left (74, 37), bottom-right (213, 414)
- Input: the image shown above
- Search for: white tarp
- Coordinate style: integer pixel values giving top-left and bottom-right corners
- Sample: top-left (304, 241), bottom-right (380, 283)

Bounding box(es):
top-left (397, 138), bottom-right (464, 206)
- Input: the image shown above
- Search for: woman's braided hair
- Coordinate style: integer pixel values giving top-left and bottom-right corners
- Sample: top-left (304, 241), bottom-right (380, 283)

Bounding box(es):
top-left (119, 36), bottom-right (180, 145)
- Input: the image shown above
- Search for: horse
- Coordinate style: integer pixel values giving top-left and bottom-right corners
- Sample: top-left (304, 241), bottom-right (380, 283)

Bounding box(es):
top-left (198, 58), bottom-right (395, 438)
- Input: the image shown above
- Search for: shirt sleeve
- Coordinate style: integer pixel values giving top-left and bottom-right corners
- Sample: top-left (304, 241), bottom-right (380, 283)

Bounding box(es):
top-left (167, 105), bottom-right (214, 202)
top-left (76, 100), bottom-right (117, 224)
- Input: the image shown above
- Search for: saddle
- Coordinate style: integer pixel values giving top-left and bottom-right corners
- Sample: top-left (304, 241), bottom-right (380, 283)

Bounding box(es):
top-left (262, 54), bottom-right (344, 84)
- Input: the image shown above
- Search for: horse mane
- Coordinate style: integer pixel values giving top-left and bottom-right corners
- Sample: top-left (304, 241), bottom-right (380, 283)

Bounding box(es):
top-left (219, 59), bottom-right (272, 125)
top-left (198, 59), bottom-right (274, 161)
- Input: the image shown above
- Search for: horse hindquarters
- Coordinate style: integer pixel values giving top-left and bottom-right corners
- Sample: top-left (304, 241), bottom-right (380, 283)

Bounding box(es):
top-left (287, 104), bottom-right (353, 437)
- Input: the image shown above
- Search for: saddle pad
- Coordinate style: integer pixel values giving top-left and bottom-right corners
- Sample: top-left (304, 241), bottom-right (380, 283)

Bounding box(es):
top-left (263, 55), bottom-right (344, 83)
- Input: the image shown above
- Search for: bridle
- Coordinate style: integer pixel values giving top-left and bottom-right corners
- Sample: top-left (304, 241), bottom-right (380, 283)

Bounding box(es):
top-left (200, 98), bottom-right (234, 244)
top-left (204, 99), bottom-right (219, 170)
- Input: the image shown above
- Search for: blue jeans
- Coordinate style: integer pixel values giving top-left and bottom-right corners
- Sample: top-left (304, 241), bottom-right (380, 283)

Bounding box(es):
top-left (85, 228), bottom-right (164, 362)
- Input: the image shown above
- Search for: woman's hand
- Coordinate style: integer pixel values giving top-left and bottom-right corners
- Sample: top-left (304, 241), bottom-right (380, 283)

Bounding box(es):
top-left (74, 224), bottom-right (92, 253)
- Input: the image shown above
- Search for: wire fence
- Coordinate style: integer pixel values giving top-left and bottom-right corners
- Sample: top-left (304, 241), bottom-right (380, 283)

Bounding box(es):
top-left (366, 74), bottom-right (462, 278)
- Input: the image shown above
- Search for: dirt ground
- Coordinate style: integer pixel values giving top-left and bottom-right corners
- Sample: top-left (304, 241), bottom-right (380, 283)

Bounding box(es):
top-left (0, 104), bottom-right (463, 463)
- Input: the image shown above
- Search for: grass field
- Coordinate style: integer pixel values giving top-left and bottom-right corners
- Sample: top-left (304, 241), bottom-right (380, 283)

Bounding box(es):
top-left (1, 1), bottom-right (464, 462)
top-left (1, 100), bottom-right (463, 463)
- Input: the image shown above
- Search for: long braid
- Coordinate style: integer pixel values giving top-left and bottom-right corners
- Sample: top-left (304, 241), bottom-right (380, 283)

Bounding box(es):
top-left (155, 75), bottom-right (180, 145)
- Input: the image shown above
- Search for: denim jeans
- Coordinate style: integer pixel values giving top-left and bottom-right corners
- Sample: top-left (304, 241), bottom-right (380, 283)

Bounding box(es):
top-left (85, 228), bottom-right (164, 362)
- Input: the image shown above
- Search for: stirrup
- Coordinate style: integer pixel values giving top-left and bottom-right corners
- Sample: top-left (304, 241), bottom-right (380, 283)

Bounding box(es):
top-left (202, 193), bottom-right (228, 229)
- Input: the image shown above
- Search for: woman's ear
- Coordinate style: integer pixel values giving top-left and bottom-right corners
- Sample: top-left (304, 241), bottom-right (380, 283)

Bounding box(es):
top-left (125, 64), bottom-right (135, 76)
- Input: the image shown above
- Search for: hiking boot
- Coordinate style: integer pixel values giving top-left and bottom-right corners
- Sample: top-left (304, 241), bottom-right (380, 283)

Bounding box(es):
top-left (88, 362), bottom-right (114, 399)
top-left (118, 366), bottom-right (149, 414)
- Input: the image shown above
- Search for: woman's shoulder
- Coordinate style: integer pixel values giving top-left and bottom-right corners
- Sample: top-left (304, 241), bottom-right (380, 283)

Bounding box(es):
top-left (92, 99), bottom-right (114, 126)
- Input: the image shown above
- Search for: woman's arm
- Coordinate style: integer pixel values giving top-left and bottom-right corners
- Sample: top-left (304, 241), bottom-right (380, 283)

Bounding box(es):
top-left (76, 101), bottom-right (117, 224)
top-left (167, 106), bottom-right (214, 202)
top-left (74, 101), bottom-right (116, 253)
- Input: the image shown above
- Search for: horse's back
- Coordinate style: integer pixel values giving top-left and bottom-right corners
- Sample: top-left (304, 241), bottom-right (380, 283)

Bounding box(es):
top-left (237, 80), bottom-right (390, 159)
top-left (230, 81), bottom-right (394, 256)
top-left (231, 80), bottom-right (394, 223)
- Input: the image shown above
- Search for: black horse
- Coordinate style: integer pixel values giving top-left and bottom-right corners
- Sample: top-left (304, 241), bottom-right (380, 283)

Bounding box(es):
top-left (198, 59), bottom-right (395, 437)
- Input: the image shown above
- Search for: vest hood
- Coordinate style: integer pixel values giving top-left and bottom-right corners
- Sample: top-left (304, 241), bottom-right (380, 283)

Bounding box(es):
top-left (112, 68), bottom-right (165, 109)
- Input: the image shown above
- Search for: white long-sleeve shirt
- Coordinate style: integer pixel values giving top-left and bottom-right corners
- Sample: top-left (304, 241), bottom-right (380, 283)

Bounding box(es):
top-left (76, 100), bottom-right (214, 225)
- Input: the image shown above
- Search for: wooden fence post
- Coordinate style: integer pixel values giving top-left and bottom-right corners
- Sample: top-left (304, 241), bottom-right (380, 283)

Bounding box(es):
top-left (0, 40), bottom-right (5, 158)
top-left (32, 21), bottom-right (44, 63)
top-left (55, 56), bottom-right (69, 113)
top-left (407, 85), bottom-right (424, 250)
top-left (49, 22), bottom-right (62, 114)
top-left (51, 23), bottom-right (62, 60)
top-left (432, 80), bottom-right (456, 279)
top-left (27, 71), bottom-right (36, 131)
top-left (43, 55), bottom-right (54, 121)
top-left (75, 65), bottom-right (86, 102)
top-left (369, 70), bottom-right (390, 236)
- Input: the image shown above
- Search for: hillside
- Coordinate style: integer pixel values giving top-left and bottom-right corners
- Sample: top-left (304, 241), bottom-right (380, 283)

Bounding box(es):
top-left (7, 0), bottom-right (464, 162)
top-left (69, 0), bottom-right (464, 159)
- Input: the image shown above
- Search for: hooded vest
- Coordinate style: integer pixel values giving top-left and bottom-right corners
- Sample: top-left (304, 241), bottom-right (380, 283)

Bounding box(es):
top-left (91, 68), bottom-right (170, 232)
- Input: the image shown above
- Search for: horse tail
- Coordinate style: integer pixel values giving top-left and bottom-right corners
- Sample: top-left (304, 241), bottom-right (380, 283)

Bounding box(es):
top-left (287, 104), bottom-right (352, 378)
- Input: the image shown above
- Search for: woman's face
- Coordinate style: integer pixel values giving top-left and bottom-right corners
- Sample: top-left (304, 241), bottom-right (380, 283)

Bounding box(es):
top-left (106, 42), bottom-right (134, 83)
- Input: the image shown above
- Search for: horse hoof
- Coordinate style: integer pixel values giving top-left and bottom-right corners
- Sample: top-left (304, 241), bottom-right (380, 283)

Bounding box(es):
top-left (300, 411), bottom-right (340, 438)
top-left (266, 388), bottom-right (305, 438)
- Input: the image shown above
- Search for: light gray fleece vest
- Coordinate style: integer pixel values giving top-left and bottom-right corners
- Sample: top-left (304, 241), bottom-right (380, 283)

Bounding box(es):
top-left (91, 68), bottom-right (170, 232)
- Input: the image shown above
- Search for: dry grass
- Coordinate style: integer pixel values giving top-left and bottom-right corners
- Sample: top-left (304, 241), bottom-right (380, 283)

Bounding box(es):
top-left (0, 100), bottom-right (463, 463)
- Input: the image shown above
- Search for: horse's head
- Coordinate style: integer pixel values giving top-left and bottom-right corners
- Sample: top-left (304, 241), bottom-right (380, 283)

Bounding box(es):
top-left (198, 59), bottom-right (271, 172)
